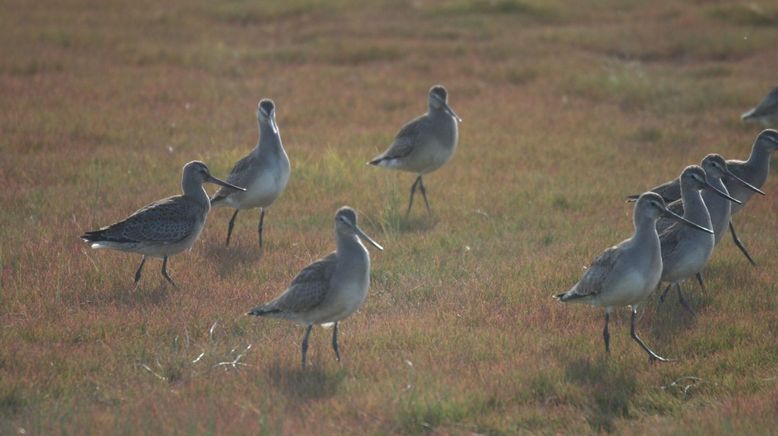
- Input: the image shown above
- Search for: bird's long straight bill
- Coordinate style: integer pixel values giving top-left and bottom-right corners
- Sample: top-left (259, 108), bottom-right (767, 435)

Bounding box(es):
top-left (725, 170), bottom-right (766, 195)
top-left (705, 180), bottom-right (742, 204)
top-left (444, 103), bottom-right (462, 123)
top-left (269, 116), bottom-right (279, 134)
top-left (663, 209), bottom-right (714, 234)
top-left (207, 175), bottom-right (246, 191)
top-left (353, 225), bottom-right (384, 251)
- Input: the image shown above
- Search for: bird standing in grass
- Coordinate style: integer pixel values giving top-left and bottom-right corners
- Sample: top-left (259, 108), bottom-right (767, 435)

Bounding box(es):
top-left (368, 85), bottom-right (461, 218)
top-left (630, 154), bottom-right (765, 269)
top-left (721, 129), bottom-right (778, 264)
top-left (555, 192), bottom-right (713, 362)
top-left (82, 161), bottom-right (245, 287)
top-left (657, 166), bottom-right (741, 313)
top-left (248, 206), bottom-right (383, 369)
top-left (210, 99), bottom-right (291, 248)
top-left (742, 87), bottom-right (778, 127)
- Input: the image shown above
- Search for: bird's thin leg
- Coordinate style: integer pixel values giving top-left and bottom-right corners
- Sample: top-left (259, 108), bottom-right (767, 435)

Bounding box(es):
top-left (418, 176), bottom-right (432, 215)
top-left (630, 307), bottom-right (672, 363)
top-left (696, 272), bottom-right (706, 293)
top-left (659, 283), bottom-right (672, 304)
top-left (301, 325), bottom-right (313, 370)
top-left (676, 283), bottom-right (695, 315)
top-left (729, 221), bottom-right (756, 266)
top-left (603, 312), bottom-right (610, 354)
top-left (258, 208), bottom-right (266, 249)
top-left (225, 210), bottom-right (239, 246)
top-left (134, 256), bottom-right (147, 285)
top-left (332, 322), bottom-right (341, 362)
top-left (161, 256), bottom-right (178, 288)
top-left (405, 176), bottom-right (420, 218)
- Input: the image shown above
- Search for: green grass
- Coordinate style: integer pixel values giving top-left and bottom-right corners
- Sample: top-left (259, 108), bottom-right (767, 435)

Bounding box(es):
top-left (1, 0), bottom-right (778, 433)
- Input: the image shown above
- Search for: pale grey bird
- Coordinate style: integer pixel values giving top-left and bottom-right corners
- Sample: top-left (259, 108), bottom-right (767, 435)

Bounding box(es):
top-left (656, 155), bottom-right (764, 292)
top-left (721, 129), bottom-right (778, 263)
top-left (629, 154), bottom-right (765, 269)
top-left (742, 87), bottom-right (778, 127)
top-left (82, 161), bottom-right (245, 287)
top-left (555, 192), bottom-right (713, 362)
top-left (210, 99), bottom-right (291, 248)
top-left (368, 85), bottom-right (461, 217)
top-left (657, 166), bottom-right (741, 314)
top-left (248, 206), bottom-right (383, 369)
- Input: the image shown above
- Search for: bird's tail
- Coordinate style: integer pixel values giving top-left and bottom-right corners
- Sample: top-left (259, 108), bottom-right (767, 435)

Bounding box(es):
top-left (553, 290), bottom-right (586, 302)
top-left (367, 155), bottom-right (386, 166)
top-left (247, 306), bottom-right (280, 317)
top-left (741, 108), bottom-right (756, 121)
top-left (81, 229), bottom-right (110, 243)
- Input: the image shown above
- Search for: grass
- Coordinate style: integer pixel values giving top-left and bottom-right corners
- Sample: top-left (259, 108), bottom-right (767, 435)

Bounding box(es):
top-left (1, 0), bottom-right (778, 433)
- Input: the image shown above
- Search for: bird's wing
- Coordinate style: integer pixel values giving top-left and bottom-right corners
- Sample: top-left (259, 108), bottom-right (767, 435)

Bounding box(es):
top-left (748, 87), bottom-right (778, 118)
top-left (211, 154), bottom-right (255, 201)
top-left (655, 198), bottom-right (684, 234)
top-left (97, 196), bottom-right (199, 243)
top-left (374, 115), bottom-right (430, 161)
top-left (651, 178), bottom-right (681, 203)
top-left (262, 252), bottom-right (338, 314)
top-left (725, 161), bottom-right (748, 180)
top-left (667, 198), bottom-right (684, 216)
top-left (659, 223), bottom-right (684, 259)
top-left (569, 245), bottom-right (621, 298)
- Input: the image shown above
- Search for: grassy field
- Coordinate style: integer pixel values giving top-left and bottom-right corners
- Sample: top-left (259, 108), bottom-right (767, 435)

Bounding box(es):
top-left (2, 0), bottom-right (778, 433)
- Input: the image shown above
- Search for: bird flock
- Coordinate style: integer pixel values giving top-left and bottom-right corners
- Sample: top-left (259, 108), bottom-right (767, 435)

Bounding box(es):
top-left (82, 85), bottom-right (778, 368)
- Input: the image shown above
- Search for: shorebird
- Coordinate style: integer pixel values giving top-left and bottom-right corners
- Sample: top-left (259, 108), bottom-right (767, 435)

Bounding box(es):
top-left (248, 206), bottom-right (383, 369)
top-left (721, 129), bottom-right (778, 264)
top-left (656, 155), bottom-right (763, 241)
top-left (654, 155), bottom-right (764, 292)
top-left (742, 86), bottom-right (778, 127)
top-left (657, 166), bottom-right (741, 313)
top-left (82, 161), bottom-right (245, 287)
top-left (210, 99), bottom-right (291, 248)
top-left (368, 85), bottom-right (461, 217)
top-left (629, 154), bottom-right (765, 266)
top-left (555, 192), bottom-right (713, 362)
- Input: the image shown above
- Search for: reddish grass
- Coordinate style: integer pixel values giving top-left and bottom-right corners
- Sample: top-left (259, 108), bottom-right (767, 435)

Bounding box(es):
top-left (2, 0), bottom-right (778, 433)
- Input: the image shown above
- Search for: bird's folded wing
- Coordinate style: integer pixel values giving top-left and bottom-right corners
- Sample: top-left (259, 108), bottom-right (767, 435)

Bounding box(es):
top-left (725, 163), bottom-right (748, 181)
top-left (264, 252), bottom-right (338, 313)
top-left (213, 154), bottom-right (254, 199)
top-left (651, 179), bottom-right (681, 203)
top-left (655, 200), bottom-right (684, 234)
top-left (659, 224), bottom-right (684, 259)
top-left (380, 116), bottom-right (430, 159)
top-left (107, 197), bottom-right (198, 243)
top-left (571, 246), bottom-right (620, 298)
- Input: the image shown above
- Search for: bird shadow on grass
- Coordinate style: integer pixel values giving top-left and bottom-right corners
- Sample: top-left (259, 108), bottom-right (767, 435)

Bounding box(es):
top-left (564, 357), bottom-right (638, 433)
top-left (264, 361), bottom-right (346, 402)
top-left (204, 243), bottom-right (264, 277)
top-left (646, 287), bottom-right (712, 342)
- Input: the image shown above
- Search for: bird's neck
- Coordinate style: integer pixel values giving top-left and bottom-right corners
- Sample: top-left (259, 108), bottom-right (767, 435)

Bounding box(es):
top-left (633, 214), bottom-right (659, 244)
top-left (255, 122), bottom-right (284, 156)
top-left (680, 184), bottom-right (711, 227)
top-left (701, 176), bottom-right (730, 239)
top-left (336, 234), bottom-right (367, 260)
top-left (182, 179), bottom-right (210, 208)
top-left (744, 142), bottom-right (773, 185)
top-left (428, 105), bottom-right (448, 119)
